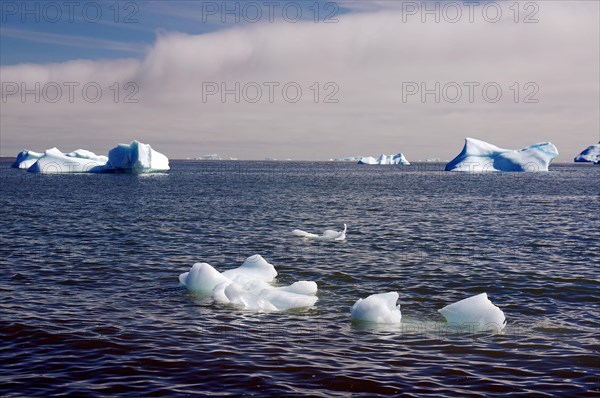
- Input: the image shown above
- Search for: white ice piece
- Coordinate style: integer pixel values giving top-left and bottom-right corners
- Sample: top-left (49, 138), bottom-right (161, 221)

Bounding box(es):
top-left (445, 138), bottom-right (558, 172)
top-left (292, 224), bottom-right (347, 241)
top-left (179, 255), bottom-right (318, 312)
top-left (350, 292), bottom-right (402, 324)
top-left (438, 293), bottom-right (506, 330)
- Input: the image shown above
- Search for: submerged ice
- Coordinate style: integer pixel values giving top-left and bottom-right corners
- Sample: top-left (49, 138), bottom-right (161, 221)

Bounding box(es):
top-left (574, 142), bottom-right (600, 164)
top-left (292, 224), bottom-right (347, 241)
top-left (12, 140), bottom-right (169, 174)
top-left (358, 153), bottom-right (410, 165)
top-left (179, 255), bottom-right (318, 312)
top-left (438, 293), bottom-right (506, 330)
top-left (350, 292), bottom-right (402, 324)
top-left (445, 137), bottom-right (558, 172)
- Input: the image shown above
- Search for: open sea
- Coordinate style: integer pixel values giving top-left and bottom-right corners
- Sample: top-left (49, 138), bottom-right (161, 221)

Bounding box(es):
top-left (1, 160), bottom-right (598, 397)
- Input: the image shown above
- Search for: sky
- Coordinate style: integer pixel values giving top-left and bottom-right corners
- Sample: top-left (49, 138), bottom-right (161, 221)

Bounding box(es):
top-left (1, 0), bottom-right (599, 160)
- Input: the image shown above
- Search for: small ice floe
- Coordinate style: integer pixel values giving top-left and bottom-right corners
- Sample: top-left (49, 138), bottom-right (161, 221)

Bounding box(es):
top-left (350, 292), bottom-right (402, 324)
top-left (292, 224), bottom-right (347, 241)
top-left (179, 254), bottom-right (318, 312)
top-left (438, 293), bottom-right (506, 330)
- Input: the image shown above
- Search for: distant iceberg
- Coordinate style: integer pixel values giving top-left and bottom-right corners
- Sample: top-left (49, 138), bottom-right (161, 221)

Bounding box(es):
top-left (333, 156), bottom-right (362, 162)
top-left (350, 292), bottom-right (402, 324)
top-left (358, 153), bottom-right (410, 165)
top-left (292, 224), bottom-right (347, 241)
top-left (13, 140), bottom-right (169, 174)
top-left (445, 137), bottom-right (558, 172)
top-left (196, 154), bottom-right (222, 160)
top-left (438, 293), bottom-right (506, 330)
top-left (574, 142), bottom-right (600, 164)
top-left (179, 254), bottom-right (318, 312)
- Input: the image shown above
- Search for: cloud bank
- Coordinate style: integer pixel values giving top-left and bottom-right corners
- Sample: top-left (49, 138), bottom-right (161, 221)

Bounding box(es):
top-left (1, 1), bottom-right (598, 160)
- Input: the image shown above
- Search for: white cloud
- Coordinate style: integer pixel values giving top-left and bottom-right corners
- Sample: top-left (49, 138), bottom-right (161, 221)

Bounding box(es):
top-left (1, 1), bottom-right (598, 160)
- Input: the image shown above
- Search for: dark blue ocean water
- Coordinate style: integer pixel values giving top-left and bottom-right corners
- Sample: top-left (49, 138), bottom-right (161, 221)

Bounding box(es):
top-left (1, 161), bottom-right (599, 397)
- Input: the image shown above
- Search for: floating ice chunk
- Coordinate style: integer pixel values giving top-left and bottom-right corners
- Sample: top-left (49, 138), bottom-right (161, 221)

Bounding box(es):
top-left (222, 254), bottom-right (277, 283)
top-left (292, 224), bottom-right (347, 241)
top-left (106, 140), bottom-right (169, 173)
top-left (260, 287), bottom-right (318, 311)
top-left (212, 280), bottom-right (318, 312)
top-left (438, 293), bottom-right (506, 330)
top-left (12, 150), bottom-right (43, 169)
top-left (445, 137), bottom-right (558, 172)
top-left (574, 142), bottom-right (600, 164)
top-left (276, 281), bottom-right (318, 295)
top-left (358, 153), bottom-right (410, 165)
top-left (27, 147), bottom-right (108, 173)
top-left (179, 255), bottom-right (317, 312)
top-left (350, 292), bottom-right (402, 324)
top-left (178, 262), bottom-right (232, 293)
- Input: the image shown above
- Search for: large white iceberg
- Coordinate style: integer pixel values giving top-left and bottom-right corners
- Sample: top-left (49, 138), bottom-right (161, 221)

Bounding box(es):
top-left (292, 224), bottom-right (347, 241)
top-left (13, 140), bottom-right (169, 174)
top-left (350, 292), bottom-right (402, 324)
top-left (358, 153), bottom-right (410, 165)
top-left (27, 148), bottom-right (108, 173)
top-left (106, 140), bottom-right (170, 173)
top-left (445, 137), bottom-right (558, 172)
top-left (12, 150), bottom-right (43, 169)
top-left (438, 293), bottom-right (506, 330)
top-left (178, 254), bottom-right (318, 312)
top-left (574, 142), bottom-right (600, 163)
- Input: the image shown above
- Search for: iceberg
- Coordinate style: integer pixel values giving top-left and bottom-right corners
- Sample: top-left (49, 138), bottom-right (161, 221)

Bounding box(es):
top-left (445, 137), bottom-right (558, 172)
top-left (14, 140), bottom-right (169, 174)
top-left (574, 142), bottom-right (600, 163)
top-left (27, 147), bottom-right (108, 173)
top-left (11, 150), bottom-right (43, 169)
top-left (438, 293), bottom-right (506, 330)
top-left (196, 154), bottom-right (222, 160)
top-left (350, 292), bottom-right (402, 324)
top-left (333, 156), bottom-right (362, 162)
top-left (178, 254), bottom-right (318, 312)
top-left (292, 224), bottom-right (347, 241)
top-left (358, 153), bottom-right (410, 165)
top-left (106, 140), bottom-right (170, 173)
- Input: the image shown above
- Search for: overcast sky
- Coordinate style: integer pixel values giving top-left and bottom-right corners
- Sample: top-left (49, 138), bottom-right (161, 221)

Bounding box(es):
top-left (1, 1), bottom-right (598, 160)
